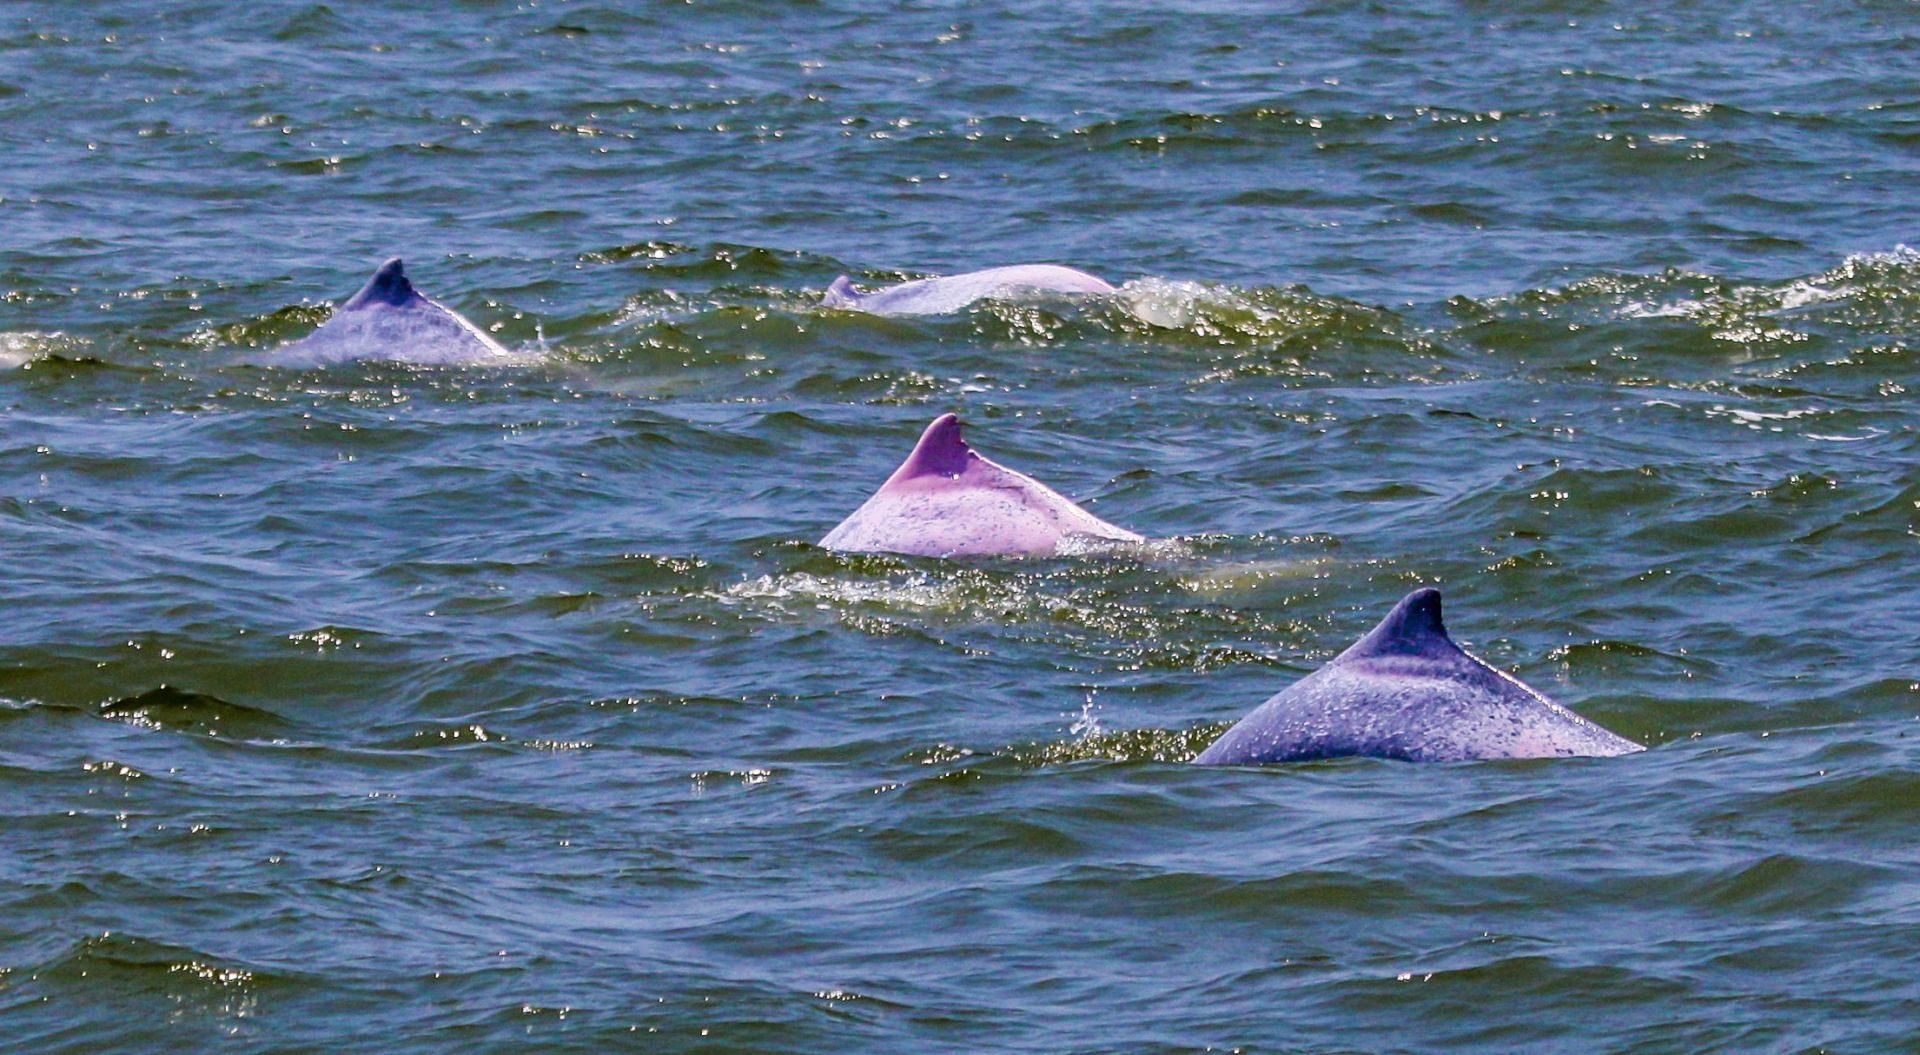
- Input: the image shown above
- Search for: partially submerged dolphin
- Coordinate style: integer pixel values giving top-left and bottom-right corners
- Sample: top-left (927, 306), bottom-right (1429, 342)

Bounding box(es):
top-left (267, 258), bottom-right (512, 366)
top-left (1193, 588), bottom-right (1643, 764)
top-left (823, 265), bottom-right (1116, 316)
top-left (819, 413), bottom-right (1143, 557)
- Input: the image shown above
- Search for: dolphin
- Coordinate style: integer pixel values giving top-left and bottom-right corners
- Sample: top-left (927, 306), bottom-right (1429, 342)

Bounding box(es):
top-left (1192, 588), bottom-right (1643, 764)
top-left (823, 264), bottom-right (1116, 316)
top-left (819, 413), bottom-right (1144, 557)
top-left (266, 258), bottom-right (512, 366)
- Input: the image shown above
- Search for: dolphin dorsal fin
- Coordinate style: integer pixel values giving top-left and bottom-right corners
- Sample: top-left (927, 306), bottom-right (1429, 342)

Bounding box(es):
top-left (1345, 588), bottom-right (1457, 659)
top-left (887, 413), bottom-right (978, 483)
top-left (824, 275), bottom-right (860, 307)
top-left (343, 257), bottom-right (418, 310)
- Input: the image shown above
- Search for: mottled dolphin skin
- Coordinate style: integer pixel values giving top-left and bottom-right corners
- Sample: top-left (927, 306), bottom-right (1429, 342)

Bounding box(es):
top-left (819, 413), bottom-right (1144, 557)
top-left (823, 265), bottom-right (1116, 316)
top-left (267, 258), bottom-right (512, 366)
top-left (1193, 588), bottom-right (1643, 764)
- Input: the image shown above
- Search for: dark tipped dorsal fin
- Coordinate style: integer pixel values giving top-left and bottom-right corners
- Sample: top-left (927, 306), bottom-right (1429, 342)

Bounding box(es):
top-left (887, 413), bottom-right (978, 482)
top-left (342, 257), bottom-right (418, 310)
top-left (1345, 588), bottom-right (1457, 659)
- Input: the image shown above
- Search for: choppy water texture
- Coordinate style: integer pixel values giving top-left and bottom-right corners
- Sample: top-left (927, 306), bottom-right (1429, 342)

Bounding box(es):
top-left (3, 2), bottom-right (1920, 1052)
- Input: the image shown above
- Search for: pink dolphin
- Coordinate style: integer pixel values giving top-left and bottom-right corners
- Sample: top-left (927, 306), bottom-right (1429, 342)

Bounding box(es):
top-left (822, 265), bottom-right (1116, 316)
top-left (819, 414), bottom-right (1144, 558)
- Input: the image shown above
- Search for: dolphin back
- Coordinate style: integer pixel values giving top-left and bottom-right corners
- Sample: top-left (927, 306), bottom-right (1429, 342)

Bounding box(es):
top-left (826, 265), bottom-right (1116, 316)
top-left (1194, 589), bottom-right (1643, 764)
top-left (819, 413), bottom-right (1143, 557)
top-left (266, 258), bottom-right (512, 366)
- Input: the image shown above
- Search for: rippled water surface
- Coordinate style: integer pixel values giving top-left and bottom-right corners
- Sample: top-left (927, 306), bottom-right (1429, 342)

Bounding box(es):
top-left (4, 2), bottom-right (1920, 1051)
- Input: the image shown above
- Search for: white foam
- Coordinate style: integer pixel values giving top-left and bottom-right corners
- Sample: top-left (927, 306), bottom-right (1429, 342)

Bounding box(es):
top-left (1117, 276), bottom-right (1271, 329)
top-left (0, 330), bottom-right (85, 367)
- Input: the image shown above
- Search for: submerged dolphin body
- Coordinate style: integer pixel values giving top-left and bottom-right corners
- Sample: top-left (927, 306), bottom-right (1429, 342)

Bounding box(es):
top-left (267, 258), bottom-right (512, 366)
top-left (823, 265), bottom-right (1116, 316)
top-left (1193, 589), bottom-right (1643, 764)
top-left (819, 413), bottom-right (1143, 558)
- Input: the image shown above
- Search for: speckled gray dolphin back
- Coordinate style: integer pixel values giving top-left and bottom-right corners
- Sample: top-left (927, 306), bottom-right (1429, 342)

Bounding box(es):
top-left (266, 258), bottom-right (512, 366)
top-left (1192, 588), bottom-right (1643, 764)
